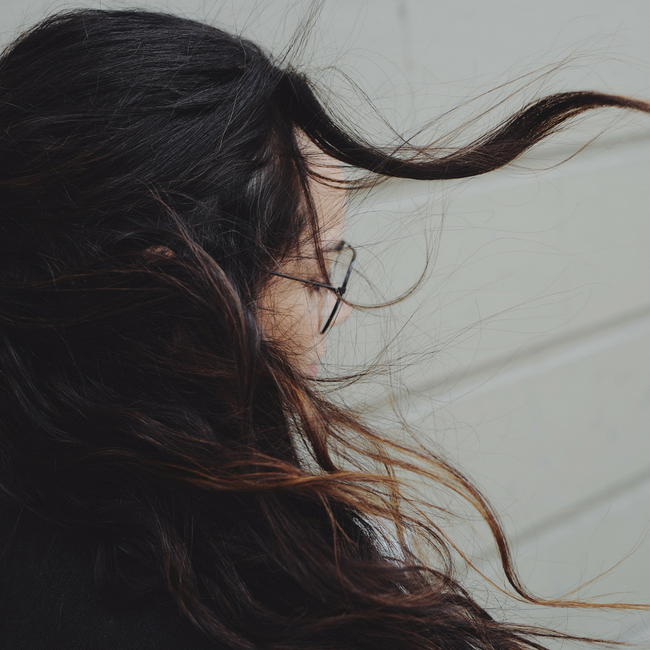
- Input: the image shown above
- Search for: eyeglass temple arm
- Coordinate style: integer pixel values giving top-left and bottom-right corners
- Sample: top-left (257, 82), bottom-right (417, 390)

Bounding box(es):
top-left (265, 271), bottom-right (338, 292)
top-left (266, 244), bottom-right (356, 295)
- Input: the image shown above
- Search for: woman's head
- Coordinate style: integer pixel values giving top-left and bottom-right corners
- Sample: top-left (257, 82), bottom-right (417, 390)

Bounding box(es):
top-left (1, 8), bottom-right (649, 650)
top-left (0, 9), bottom-right (351, 385)
top-left (0, 12), bottom-right (381, 644)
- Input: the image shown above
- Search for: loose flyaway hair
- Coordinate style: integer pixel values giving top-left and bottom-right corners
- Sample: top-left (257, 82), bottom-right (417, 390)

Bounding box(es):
top-left (0, 9), bottom-right (647, 650)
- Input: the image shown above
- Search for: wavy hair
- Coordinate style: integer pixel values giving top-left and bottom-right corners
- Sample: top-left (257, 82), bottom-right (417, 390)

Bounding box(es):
top-left (0, 9), bottom-right (648, 649)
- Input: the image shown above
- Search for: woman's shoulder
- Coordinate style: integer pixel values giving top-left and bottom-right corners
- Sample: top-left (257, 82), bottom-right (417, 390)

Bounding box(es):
top-left (0, 500), bottom-right (220, 650)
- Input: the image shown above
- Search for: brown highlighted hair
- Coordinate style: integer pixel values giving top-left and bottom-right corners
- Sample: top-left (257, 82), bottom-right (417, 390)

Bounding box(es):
top-left (0, 8), bottom-right (647, 649)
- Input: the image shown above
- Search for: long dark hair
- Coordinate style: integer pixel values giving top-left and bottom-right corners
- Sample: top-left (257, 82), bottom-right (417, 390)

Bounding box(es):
top-left (0, 9), bottom-right (647, 649)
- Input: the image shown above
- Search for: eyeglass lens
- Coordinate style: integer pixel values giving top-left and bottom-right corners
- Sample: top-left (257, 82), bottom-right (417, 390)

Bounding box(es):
top-left (320, 246), bottom-right (355, 334)
top-left (329, 246), bottom-right (355, 290)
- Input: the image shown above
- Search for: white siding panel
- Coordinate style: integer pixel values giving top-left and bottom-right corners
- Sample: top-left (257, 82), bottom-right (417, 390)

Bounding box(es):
top-left (334, 136), bottom-right (650, 396)
top-left (408, 324), bottom-right (650, 535)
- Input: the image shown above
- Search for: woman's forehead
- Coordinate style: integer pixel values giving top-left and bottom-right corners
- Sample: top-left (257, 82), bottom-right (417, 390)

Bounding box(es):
top-left (298, 140), bottom-right (346, 244)
top-left (312, 179), bottom-right (345, 245)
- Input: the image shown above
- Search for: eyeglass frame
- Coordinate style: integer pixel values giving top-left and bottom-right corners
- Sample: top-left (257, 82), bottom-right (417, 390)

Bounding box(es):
top-left (266, 242), bottom-right (357, 335)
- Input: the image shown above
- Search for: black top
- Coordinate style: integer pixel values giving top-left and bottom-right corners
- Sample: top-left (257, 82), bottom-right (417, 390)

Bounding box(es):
top-left (0, 502), bottom-right (220, 649)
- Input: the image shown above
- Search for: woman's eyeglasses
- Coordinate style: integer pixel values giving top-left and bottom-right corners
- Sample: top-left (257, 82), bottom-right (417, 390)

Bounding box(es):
top-left (267, 243), bottom-right (356, 334)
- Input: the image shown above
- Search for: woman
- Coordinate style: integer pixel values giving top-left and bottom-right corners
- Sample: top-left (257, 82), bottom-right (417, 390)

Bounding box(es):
top-left (0, 8), bottom-right (647, 649)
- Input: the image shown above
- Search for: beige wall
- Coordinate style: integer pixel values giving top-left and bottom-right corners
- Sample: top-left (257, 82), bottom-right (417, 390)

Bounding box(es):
top-left (3, 0), bottom-right (650, 643)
